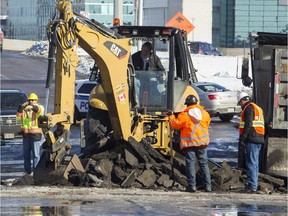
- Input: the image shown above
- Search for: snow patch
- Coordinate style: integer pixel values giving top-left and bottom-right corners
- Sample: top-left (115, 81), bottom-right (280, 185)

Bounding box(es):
top-left (23, 41), bottom-right (251, 93)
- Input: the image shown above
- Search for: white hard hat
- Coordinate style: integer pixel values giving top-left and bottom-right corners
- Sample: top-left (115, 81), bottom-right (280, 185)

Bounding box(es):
top-left (237, 92), bottom-right (250, 105)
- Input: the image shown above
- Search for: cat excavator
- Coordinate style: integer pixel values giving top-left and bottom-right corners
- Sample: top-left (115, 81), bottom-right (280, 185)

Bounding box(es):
top-left (34, 0), bottom-right (199, 185)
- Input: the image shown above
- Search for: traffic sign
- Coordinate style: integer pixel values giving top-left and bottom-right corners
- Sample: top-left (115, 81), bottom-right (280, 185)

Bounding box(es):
top-left (165, 12), bottom-right (195, 34)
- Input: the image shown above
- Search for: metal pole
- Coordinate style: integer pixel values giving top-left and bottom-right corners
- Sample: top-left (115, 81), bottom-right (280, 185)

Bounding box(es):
top-left (134, 0), bottom-right (138, 26)
top-left (137, 0), bottom-right (143, 50)
top-left (138, 0), bottom-right (143, 26)
top-left (114, 0), bottom-right (123, 25)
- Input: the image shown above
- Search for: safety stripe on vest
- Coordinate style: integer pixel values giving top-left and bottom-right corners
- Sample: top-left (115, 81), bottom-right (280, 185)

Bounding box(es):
top-left (180, 118), bottom-right (209, 148)
top-left (21, 128), bottom-right (42, 134)
top-left (31, 112), bottom-right (36, 127)
top-left (239, 121), bottom-right (264, 128)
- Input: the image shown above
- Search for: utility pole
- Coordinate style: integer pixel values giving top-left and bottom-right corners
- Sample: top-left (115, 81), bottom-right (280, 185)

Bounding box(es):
top-left (114, 0), bottom-right (123, 25)
top-left (138, 0), bottom-right (143, 26)
top-left (136, 0), bottom-right (143, 50)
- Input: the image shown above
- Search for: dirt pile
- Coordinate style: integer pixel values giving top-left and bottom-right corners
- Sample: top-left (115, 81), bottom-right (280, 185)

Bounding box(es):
top-left (13, 139), bottom-right (287, 194)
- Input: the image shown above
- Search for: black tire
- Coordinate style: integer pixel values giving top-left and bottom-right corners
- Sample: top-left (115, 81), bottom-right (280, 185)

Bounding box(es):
top-left (219, 114), bottom-right (234, 122)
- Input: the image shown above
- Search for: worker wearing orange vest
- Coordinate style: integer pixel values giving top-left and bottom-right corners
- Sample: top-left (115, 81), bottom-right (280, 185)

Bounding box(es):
top-left (16, 93), bottom-right (44, 175)
top-left (237, 92), bottom-right (265, 193)
top-left (168, 94), bottom-right (211, 192)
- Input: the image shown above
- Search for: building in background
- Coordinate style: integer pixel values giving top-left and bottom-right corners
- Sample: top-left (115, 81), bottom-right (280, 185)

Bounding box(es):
top-left (0, 0), bottom-right (8, 35)
top-left (5, 0), bottom-right (134, 40)
top-left (3, 0), bottom-right (287, 47)
top-left (213, 0), bottom-right (288, 48)
top-left (82, 0), bottom-right (134, 26)
top-left (142, 0), bottom-right (212, 43)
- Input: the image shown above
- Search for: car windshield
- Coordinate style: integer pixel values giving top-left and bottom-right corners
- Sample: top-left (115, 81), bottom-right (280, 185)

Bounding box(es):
top-left (78, 83), bottom-right (97, 94)
top-left (1, 93), bottom-right (27, 110)
top-left (196, 84), bottom-right (229, 92)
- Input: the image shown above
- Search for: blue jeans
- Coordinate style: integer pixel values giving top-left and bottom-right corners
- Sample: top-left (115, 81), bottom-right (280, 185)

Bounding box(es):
top-left (184, 148), bottom-right (211, 189)
top-left (23, 137), bottom-right (41, 174)
top-left (246, 142), bottom-right (262, 191)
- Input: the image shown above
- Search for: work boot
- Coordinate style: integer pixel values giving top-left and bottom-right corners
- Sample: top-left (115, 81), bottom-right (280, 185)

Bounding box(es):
top-left (245, 188), bottom-right (257, 194)
top-left (205, 187), bottom-right (212, 192)
top-left (185, 186), bottom-right (196, 193)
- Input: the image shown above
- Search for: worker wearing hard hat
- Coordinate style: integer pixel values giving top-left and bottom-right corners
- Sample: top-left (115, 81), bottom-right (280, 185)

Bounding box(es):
top-left (168, 94), bottom-right (211, 192)
top-left (16, 93), bottom-right (44, 175)
top-left (132, 42), bottom-right (165, 71)
top-left (237, 92), bottom-right (265, 193)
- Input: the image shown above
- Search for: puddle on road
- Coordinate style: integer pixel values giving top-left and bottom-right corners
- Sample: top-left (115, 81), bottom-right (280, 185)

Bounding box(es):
top-left (209, 203), bottom-right (287, 215)
top-left (1, 198), bottom-right (287, 215)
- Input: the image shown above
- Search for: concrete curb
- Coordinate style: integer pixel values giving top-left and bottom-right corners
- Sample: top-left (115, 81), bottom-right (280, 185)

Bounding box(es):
top-left (3, 39), bottom-right (36, 51)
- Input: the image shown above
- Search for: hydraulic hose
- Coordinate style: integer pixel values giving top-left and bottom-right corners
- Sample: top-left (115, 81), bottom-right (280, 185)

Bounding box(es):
top-left (44, 23), bottom-right (57, 114)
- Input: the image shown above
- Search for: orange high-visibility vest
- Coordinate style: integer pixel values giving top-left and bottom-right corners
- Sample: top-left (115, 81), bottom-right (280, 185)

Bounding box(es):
top-left (239, 102), bottom-right (265, 135)
top-left (16, 104), bottom-right (44, 134)
top-left (169, 105), bottom-right (210, 149)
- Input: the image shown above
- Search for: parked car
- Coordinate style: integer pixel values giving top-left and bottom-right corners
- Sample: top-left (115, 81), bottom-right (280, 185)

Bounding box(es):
top-left (189, 41), bottom-right (222, 56)
top-left (191, 82), bottom-right (241, 122)
top-left (0, 89), bottom-right (28, 139)
top-left (74, 79), bottom-right (97, 122)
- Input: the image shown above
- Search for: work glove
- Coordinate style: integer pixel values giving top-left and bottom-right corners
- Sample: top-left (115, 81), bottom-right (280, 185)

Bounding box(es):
top-left (17, 104), bottom-right (24, 113)
top-left (32, 105), bottom-right (39, 113)
top-left (22, 101), bottom-right (29, 108)
top-left (167, 110), bottom-right (173, 116)
top-left (17, 102), bottom-right (29, 112)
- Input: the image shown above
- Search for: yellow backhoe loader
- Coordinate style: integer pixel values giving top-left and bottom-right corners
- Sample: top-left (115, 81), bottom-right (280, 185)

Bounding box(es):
top-left (34, 0), bottom-right (199, 185)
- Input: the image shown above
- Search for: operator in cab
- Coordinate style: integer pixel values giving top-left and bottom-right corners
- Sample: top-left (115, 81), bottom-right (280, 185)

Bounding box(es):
top-left (16, 93), bottom-right (44, 175)
top-left (132, 41), bottom-right (165, 71)
top-left (132, 42), bottom-right (166, 107)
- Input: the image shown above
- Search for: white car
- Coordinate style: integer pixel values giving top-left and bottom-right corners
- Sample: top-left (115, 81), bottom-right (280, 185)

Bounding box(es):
top-left (74, 79), bottom-right (97, 121)
top-left (191, 82), bottom-right (241, 122)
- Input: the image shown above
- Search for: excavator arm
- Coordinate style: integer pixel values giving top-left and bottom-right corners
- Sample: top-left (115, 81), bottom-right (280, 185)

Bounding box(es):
top-left (35, 0), bottom-right (134, 184)
top-left (48, 0), bottom-right (133, 139)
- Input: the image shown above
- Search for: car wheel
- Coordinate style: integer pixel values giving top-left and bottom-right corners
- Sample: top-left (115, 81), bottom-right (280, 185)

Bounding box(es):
top-left (219, 114), bottom-right (234, 122)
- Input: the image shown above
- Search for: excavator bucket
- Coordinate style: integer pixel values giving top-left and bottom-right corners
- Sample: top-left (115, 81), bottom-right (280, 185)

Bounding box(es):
top-left (34, 152), bottom-right (85, 185)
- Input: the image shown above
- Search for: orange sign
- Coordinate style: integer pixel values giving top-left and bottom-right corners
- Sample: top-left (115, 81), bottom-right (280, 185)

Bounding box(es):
top-left (165, 12), bottom-right (195, 34)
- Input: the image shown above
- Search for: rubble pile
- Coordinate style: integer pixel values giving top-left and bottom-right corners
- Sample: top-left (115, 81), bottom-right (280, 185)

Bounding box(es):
top-left (13, 140), bottom-right (286, 193)
top-left (69, 140), bottom-right (190, 190)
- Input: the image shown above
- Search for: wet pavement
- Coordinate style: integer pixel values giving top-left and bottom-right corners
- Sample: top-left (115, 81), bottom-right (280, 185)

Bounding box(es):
top-left (1, 187), bottom-right (287, 215)
top-left (1, 118), bottom-right (287, 215)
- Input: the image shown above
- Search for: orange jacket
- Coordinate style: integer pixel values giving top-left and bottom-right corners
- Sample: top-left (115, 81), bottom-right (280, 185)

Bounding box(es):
top-left (169, 104), bottom-right (211, 149)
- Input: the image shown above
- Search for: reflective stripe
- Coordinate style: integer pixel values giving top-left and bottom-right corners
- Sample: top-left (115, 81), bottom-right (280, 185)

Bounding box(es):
top-left (21, 128), bottom-right (42, 134)
top-left (239, 121), bottom-right (264, 128)
top-left (180, 114), bottom-right (209, 149)
top-left (31, 112), bottom-right (36, 127)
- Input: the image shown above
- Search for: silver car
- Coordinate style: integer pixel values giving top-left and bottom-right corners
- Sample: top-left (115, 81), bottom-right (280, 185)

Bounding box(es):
top-left (191, 82), bottom-right (241, 122)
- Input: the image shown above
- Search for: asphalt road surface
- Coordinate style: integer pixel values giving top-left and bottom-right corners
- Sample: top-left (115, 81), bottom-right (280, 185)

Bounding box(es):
top-left (1, 51), bottom-right (287, 215)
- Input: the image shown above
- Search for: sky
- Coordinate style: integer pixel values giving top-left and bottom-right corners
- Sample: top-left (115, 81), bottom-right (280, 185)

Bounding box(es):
top-left (24, 41), bottom-right (251, 94)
